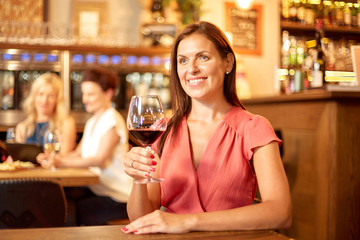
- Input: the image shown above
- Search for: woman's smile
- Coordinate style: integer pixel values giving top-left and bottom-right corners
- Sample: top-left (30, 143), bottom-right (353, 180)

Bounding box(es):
top-left (187, 77), bottom-right (207, 86)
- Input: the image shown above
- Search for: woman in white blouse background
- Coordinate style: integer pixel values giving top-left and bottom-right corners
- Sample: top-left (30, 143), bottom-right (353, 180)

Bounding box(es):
top-left (37, 67), bottom-right (132, 226)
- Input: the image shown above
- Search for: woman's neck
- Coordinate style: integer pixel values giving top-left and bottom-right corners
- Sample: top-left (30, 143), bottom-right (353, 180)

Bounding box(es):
top-left (189, 99), bottom-right (233, 122)
top-left (93, 104), bottom-right (111, 119)
top-left (36, 114), bottom-right (51, 123)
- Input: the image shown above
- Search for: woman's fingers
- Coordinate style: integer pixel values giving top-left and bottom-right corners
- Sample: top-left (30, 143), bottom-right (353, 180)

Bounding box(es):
top-left (122, 211), bottom-right (190, 234)
top-left (124, 147), bottom-right (157, 179)
top-left (36, 152), bottom-right (54, 169)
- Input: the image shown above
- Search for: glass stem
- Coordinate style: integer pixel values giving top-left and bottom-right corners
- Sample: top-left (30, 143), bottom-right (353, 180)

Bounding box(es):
top-left (145, 145), bottom-right (153, 178)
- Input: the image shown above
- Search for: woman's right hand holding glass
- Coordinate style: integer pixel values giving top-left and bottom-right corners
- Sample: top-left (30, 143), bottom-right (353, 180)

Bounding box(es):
top-left (124, 147), bottom-right (158, 182)
top-left (36, 152), bottom-right (56, 170)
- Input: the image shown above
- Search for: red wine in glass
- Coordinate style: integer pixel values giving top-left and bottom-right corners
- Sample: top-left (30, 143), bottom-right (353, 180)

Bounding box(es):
top-left (127, 95), bottom-right (167, 184)
top-left (129, 129), bottom-right (164, 146)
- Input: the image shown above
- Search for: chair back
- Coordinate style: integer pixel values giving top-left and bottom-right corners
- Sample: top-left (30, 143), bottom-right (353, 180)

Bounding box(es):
top-left (0, 179), bottom-right (67, 228)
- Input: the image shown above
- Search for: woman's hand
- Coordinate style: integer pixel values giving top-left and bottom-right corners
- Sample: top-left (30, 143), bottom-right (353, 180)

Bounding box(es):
top-left (124, 147), bottom-right (158, 181)
top-left (36, 152), bottom-right (55, 169)
top-left (121, 210), bottom-right (193, 234)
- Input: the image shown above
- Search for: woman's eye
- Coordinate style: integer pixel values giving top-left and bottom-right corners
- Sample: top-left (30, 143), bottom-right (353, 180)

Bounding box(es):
top-left (199, 55), bottom-right (209, 60)
top-left (178, 58), bottom-right (187, 64)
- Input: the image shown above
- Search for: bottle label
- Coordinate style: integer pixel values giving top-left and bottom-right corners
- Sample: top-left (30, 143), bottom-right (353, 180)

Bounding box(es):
top-left (311, 71), bottom-right (323, 88)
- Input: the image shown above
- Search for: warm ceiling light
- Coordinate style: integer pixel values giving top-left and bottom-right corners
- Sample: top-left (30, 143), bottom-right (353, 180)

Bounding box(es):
top-left (235, 0), bottom-right (254, 10)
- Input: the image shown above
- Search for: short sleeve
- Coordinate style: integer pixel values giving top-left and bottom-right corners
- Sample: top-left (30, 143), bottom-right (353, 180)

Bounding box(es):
top-left (100, 110), bottom-right (117, 133)
top-left (244, 115), bottom-right (281, 160)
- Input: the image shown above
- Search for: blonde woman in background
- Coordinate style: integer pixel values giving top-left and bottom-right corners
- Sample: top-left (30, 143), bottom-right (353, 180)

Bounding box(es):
top-left (15, 73), bottom-right (77, 154)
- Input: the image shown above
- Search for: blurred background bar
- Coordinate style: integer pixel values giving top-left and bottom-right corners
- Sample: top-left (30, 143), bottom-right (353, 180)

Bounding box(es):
top-left (0, 1), bottom-right (360, 240)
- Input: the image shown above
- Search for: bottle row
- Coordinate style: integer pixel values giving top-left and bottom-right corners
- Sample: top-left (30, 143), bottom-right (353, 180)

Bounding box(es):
top-left (282, 0), bottom-right (360, 27)
top-left (281, 30), bottom-right (354, 72)
top-left (279, 24), bottom-right (357, 94)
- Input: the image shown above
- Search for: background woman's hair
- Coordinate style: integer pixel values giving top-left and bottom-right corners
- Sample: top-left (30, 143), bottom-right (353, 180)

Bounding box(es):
top-left (22, 73), bottom-right (67, 137)
top-left (157, 21), bottom-right (245, 156)
top-left (82, 67), bottom-right (118, 91)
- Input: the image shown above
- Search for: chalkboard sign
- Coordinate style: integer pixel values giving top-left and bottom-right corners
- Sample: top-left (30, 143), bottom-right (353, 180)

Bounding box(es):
top-left (225, 2), bottom-right (262, 55)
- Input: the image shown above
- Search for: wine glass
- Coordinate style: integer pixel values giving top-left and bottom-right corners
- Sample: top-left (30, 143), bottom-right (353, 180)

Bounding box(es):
top-left (127, 95), bottom-right (167, 184)
top-left (6, 127), bottom-right (16, 143)
top-left (43, 129), bottom-right (61, 171)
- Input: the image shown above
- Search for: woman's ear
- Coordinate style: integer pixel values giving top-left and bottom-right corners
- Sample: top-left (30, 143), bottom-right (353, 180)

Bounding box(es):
top-left (105, 89), bottom-right (114, 100)
top-left (226, 53), bottom-right (235, 73)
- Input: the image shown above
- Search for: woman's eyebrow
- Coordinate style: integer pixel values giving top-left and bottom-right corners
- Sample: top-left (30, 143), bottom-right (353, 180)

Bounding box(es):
top-left (177, 50), bottom-right (209, 57)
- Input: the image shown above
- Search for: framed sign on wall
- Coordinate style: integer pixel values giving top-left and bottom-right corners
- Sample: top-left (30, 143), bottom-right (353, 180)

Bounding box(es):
top-left (71, 0), bottom-right (108, 39)
top-left (225, 2), bottom-right (262, 55)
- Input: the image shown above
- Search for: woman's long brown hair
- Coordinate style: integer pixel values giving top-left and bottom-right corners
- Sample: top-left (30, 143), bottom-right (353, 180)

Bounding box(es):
top-left (157, 21), bottom-right (245, 156)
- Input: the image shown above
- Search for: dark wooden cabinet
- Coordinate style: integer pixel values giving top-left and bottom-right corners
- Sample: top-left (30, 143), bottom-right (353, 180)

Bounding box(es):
top-left (243, 88), bottom-right (360, 240)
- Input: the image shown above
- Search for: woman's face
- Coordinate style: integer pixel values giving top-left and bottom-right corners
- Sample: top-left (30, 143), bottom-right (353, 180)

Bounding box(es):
top-left (34, 83), bottom-right (57, 117)
top-left (176, 33), bottom-right (229, 101)
top-left (81, 81), bottom-right (109, 114)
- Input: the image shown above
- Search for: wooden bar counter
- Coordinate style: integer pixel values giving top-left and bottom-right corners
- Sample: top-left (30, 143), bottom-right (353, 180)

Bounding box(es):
top-left (242, 87), bottom-right (360, 240)
top-left (0, 225), bottom-right (291, 240)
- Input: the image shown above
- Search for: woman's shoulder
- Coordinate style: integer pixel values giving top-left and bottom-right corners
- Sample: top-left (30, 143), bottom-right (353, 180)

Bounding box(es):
top-left (225, 106), bottom-right (256, 121)
top-left (15, 119), bottom-right (28, 133)
top-left (96, 108), bottom-right (126, 129)
top-left (225, 106), bottom-right (270, 130)
top-left (15, 120), bottom-right (28, 142)
top-left (61, 115), bottom-right (76, 129)
top-left (16, 119), bottom-right (26, 129)
top-left (63, 114), bottom-right (76, 124)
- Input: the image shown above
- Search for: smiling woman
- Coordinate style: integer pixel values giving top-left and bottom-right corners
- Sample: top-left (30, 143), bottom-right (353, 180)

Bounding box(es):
top-left (122, 21), bottom-right (291, 234)
top-left (176, 33), bottom-right (234, 101)
top-left (15, 73), bottom-right (77, 154)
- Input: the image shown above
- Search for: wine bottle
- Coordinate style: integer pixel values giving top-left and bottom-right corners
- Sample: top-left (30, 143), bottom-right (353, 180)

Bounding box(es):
top-left (351, 3), bottom-right (358, 27)
top-left (305, 0), bottom-right (315, 25)
top-left (282, 0), bottom-right (291, 21)
top-left (297, 0), bottom-right (306, 24)
top-left (289, 0), bottom-right (298, 22)
top-left (335, 1), bottom-right (345, 26)
top-left (151, 0), bottom-right (164, 23)
top-left (310, 18), bottom-right (326, 88)
top-left (344, 3), bottom-right (352, 26)
top-left (294, 40), bottom-right (305, 92)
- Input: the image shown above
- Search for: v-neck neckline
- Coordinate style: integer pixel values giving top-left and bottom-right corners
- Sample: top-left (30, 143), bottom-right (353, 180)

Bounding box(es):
top-left (185, 106), bottom-right (236, 172)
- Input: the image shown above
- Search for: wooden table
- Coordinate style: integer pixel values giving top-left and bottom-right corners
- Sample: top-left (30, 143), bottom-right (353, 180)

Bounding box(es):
top-left (0, 167), bottom-right (99, 186)
top-left (0, 225), bottom-right (291, 240)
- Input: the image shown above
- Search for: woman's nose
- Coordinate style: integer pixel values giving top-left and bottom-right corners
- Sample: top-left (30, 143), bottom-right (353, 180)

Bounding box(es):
top-left (40, 95), bottom-right (49, 103)
top-left (189, 60), bottom-right (200, 73)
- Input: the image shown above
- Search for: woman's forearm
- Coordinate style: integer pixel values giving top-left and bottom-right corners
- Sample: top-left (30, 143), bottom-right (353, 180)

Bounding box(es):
top-left (127, 184), bottom-right (158, 221)
top-left (188, 200), bottom-right (291, 232)
top-left (56, 155), bottom-right (104, 168)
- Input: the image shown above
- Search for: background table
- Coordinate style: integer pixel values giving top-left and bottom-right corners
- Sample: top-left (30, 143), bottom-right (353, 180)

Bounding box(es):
top-left (0, 167), bottom-right (99, 186)
top-left (0, 225), bottom-right (291, 240)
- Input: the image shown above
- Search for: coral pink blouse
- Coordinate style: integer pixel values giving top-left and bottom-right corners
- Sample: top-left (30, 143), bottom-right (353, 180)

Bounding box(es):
top-left (157, 106), bottom-right (281, 214)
